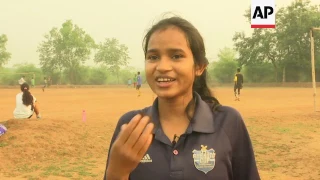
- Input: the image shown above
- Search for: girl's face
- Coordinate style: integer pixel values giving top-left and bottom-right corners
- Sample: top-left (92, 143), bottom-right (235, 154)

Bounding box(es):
top-left (145, 26), bottom-right (204, 99)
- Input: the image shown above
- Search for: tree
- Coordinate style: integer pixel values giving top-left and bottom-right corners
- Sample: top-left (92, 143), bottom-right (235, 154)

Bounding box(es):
top-left (0, 34), bottom-right (11, 68)
top-left (233, 29), bottom-right (285, 82)
top-left (276, 0), bottom-right (320, 82)
top-left (88, 67), bottom-right (108, 85)
top-left (94, 38), bottom-right (130, 83)
top-left (209, 47), bottom-right (239, 83)
top-left (0, 63), bottom-right (43, 85)
top-left (37, 20), bottom-right (95, 84)
top-left (243, 62), bottom-right (275, 83)
top-left (233, 0), bottom-right (320, 82)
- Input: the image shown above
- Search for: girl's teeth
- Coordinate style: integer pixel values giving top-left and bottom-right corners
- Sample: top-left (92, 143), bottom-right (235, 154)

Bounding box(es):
top-left (157, 78), bottom-right (174, 82)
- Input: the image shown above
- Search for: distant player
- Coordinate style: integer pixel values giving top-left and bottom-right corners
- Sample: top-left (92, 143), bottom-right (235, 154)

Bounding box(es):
top-left (136, 72), bottom-right (142, 96)
top-left (234, 68), bottom-right (244, 101)
top-left (31, 77), bottom-right (35, 88)
top-left (42, 77), bottom-right (48, 92)
top-left (127, 78), bottom-right (132, 87)
top-left (18, 76), bottom-right (26, 85)
top-left (133, 74), bottom-right (137, 88)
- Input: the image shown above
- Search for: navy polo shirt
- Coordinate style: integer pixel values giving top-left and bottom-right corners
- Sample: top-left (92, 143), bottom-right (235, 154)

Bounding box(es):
top-left (104, 92), bottom-right (260, 180)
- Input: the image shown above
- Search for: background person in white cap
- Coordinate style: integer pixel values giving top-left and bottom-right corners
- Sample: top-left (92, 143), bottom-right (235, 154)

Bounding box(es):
top-left (18, 75), bottom-right (26, 85)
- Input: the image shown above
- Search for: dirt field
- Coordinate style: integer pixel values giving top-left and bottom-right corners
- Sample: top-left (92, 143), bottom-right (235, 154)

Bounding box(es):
top-left (0, 86), bottom-right (319, 180)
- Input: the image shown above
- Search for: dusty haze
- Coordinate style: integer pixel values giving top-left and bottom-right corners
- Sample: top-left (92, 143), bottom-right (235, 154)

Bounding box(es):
top-left (0, 0), bottom-right (316, 69)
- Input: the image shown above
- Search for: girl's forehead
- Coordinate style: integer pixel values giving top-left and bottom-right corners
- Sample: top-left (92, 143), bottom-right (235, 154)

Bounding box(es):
top-left (151, 26), bottom-right (185, 39)
top-left (148, 28), bottom-right (189, 49)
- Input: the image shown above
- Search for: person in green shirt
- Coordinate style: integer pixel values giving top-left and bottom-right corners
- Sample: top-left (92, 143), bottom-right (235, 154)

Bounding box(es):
top-left (31, 77), bottom-right (35, 88)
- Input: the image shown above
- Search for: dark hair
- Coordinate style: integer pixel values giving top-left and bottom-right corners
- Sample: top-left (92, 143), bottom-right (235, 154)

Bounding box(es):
top-left (138, 72), bottom-right (140, 75)
top-left (237, 68), bottom-right (241, 72)
top-left (20, 83), bottom-right (33, 106)
top-left (142, 16), bottom-right (220, 113)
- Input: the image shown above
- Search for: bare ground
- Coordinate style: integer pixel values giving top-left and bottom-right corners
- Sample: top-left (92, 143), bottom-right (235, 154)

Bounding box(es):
top-left (0, 86), bottom-right (319, 180)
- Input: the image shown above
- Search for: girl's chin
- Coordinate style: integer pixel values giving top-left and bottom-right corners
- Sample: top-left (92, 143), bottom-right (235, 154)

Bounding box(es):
top-left (153, 91), bottom-right (176, 99)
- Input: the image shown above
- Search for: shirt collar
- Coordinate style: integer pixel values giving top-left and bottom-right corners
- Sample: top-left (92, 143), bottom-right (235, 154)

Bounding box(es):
top-left (145, 92), bottom-right (215, 134)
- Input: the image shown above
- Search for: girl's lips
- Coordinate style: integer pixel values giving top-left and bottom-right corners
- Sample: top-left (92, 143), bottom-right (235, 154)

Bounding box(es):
top-left (156, 80), bottom-right (176, 88)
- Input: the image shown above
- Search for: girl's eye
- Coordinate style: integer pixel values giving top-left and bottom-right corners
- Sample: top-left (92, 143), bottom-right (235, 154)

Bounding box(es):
top-left (172, 54), bottom-right (183, 60)
top-left (147, 55), bottom-right (159, 61)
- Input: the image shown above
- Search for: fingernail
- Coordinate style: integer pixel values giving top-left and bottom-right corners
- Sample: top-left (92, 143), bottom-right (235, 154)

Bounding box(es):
top-left (121, 124), bottom-right (127, 130)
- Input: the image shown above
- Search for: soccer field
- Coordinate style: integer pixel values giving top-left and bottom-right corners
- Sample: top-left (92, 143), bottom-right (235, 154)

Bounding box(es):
top-left (0, 86), bottom-right (319, 180)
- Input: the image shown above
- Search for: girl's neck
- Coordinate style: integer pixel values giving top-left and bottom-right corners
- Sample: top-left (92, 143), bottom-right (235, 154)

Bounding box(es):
top-left (158, 91), bottom-right (195, 122)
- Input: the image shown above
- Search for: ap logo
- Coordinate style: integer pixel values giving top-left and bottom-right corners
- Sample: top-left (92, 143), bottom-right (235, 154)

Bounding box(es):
top-left (251, 0), bottom-right (275, 28)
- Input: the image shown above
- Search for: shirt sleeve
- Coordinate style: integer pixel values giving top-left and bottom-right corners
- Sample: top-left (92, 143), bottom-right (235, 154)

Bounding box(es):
top-left (234, 75), bottom-right (237, 82)
top-left (103, 111), bottom-right (138, 180)
top-left (231, 112), bottom-right (260, 180)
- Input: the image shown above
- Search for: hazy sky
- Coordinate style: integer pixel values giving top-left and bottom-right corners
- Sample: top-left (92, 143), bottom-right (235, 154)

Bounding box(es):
top-left (0, 0), bottom-right (317, 69)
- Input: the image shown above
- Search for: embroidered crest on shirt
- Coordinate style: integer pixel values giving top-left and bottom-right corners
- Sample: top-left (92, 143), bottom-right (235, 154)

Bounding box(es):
top-left (192, 145), bottom-right (216, 174)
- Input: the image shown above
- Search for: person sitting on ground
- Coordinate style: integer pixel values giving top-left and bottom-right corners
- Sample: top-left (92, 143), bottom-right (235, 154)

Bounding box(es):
top-left (13, 83), bottom-right (41, 119)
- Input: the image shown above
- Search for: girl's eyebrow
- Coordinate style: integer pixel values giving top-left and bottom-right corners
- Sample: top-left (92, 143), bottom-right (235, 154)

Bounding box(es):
top-left (146, 49), bottom-right (158, 54)
top-left (146, 48), bottom-right (185, 54)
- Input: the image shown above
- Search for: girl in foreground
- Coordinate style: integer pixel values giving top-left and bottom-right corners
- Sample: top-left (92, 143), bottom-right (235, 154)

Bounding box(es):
top-left (104, 16), bottom-right (260, 180)
top-left (13, 83), bottom-right (41, 119)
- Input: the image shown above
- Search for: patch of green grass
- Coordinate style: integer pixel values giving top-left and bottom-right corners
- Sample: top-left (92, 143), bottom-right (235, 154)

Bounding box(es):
top-left (16, 164), bottom-right (40, 173)
top-left (268, 144), bottom-right (291, 151)
top-left (70, 165), bottom-right (98, 177)
top-left (8, 135), bottom-right (17, 140)
top-left (246, 117), bottom-right (257, 121)
top-left (40, 160), bottom-right (99, 178)
top-left (11, 144), bottom-right (22, 148)
top-left (41, 165), bottom-right (61, 176)
top-left (80, 131), bottom-right (89, 140)
top-left (88, 159), bottom-right (97, 163)
top-left (293, 122), bottom-right (317, 129)
top-left (273, 127), bottom-right (291, 134)
top-left (257, 158), bottom-right (282, 171)
top-left (255, 150), bottom-right (267, 155)
top-left (41, 164), bottom-right (72, 178)
top-left (0, 142), bottom-right (8, 147)
top-left (271, 163), bottom-right (280, 169)
top-left (4, 172), bottom-right (19, 177)
top-left (242, 115), bottom-right (319, 179)
top-left (56, 149), bottom-right (69, 156)
top-left (300, 134), bottom-right (313, 139)
top-left (23, 175), bottom-right (40, 180)
top-left (33, 135), bottom-right (45, 139)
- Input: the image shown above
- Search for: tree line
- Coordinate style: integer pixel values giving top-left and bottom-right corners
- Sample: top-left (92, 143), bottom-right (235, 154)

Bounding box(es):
top-left (232, 0), bottom-right (320, 83)
top-left (0, 63), bottom-right (142, 86)
top-left (0, 19), bottom-right (131, 85)
top-left (0, 0), bottom-right (320, 85)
